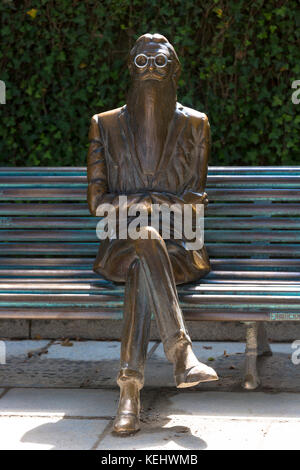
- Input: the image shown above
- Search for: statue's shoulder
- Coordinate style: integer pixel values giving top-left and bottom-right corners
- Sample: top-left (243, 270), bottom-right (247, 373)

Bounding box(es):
top-left (91, 106), bottom-right (124, 125)
top-left (177, 103), bottom-right (209, 126)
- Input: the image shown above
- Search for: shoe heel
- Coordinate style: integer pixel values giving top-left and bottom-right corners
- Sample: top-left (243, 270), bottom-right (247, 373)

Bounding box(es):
top-left (175, 365), bottom-right (219, 388)
top-left (113, 412), bottom-right (140, 435)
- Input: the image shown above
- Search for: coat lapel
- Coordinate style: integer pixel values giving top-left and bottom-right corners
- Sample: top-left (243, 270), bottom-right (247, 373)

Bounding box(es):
top-left (118, 105), bottom-right (143, 178)
top-left (117, 103), bottom-right (187, 183)
top-left (117, 106), bottom-right (145, 184)
top-left (155, 103), bottom-right (187, 176)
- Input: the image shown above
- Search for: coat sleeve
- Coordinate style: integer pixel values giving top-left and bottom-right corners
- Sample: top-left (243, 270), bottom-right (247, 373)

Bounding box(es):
top-left (149, 116), bottom-right (211, 210)
top-left (87, 115), bottom-right (109, 216)
top-left (181, 114), bottom-right (211, 207)
top-left (87, 114), bottom-right (152, 216)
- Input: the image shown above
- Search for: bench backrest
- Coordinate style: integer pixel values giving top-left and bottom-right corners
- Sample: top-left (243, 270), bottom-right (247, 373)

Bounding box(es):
top-left (0, 167), bottom-right (299, 280)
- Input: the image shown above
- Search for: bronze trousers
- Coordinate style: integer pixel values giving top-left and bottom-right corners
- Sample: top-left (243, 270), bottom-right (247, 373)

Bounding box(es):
top-left (117, 227), bottom-right (192, 389)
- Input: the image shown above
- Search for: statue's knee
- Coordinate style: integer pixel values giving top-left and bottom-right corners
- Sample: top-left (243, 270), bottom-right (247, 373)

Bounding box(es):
top-left (134, 226), bottom-right (166, 257)
top-left (203, 261), bottom-right (211, 276)
top-left (138, 225), bottom-right (161, 241)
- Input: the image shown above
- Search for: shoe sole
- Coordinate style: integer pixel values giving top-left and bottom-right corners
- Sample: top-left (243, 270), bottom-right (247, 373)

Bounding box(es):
top-left (176, 376), bottom-right (219, 388)
top-left (175, 370), bottom-right (219, 388)
top-left (112, 428), bottom-right (140, 436)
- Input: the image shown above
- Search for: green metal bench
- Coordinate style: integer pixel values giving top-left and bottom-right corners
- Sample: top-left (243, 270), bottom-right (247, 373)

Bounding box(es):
top-left (0, 166), bottom-right (299, 389)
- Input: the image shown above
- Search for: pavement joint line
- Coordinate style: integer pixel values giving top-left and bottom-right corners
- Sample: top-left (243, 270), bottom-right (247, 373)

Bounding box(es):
top-left (147, 341), bottom-right (161, 359)
top-left (27, 339), bottom-right (55, 359)
top-left (0, 388), bottom-right (10, 400)
top-left (91, 419), bottom-right (114, 450)
top-left (0, 414), bottom-right (115, 420)
top-left (0, 414), bottom-right (297, 423)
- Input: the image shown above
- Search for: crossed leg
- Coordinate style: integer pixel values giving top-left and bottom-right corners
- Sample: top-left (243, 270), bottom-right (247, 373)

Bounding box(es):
top-left (114, 227), bottom-right (218, 434)
top-left (118, 227), bottom-right (192, 386)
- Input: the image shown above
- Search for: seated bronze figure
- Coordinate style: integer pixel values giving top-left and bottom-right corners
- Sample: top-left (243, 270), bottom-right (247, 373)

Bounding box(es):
top-left (87, 33), bottom-right (218, 435)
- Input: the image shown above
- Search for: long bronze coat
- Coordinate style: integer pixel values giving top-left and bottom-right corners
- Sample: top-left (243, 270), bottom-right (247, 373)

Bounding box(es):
top-left (87, 102), bottom-right (211, 284)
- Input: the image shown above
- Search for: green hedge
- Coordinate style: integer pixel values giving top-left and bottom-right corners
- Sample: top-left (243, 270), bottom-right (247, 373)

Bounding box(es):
top-left (0, 0), bottom-right (299, 166)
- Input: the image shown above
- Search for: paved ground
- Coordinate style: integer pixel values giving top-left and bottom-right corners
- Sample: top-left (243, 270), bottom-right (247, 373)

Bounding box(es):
top-left (1, 339), bottom-right (300, 391)
top-left (0, 340), bottom-right (300, 449)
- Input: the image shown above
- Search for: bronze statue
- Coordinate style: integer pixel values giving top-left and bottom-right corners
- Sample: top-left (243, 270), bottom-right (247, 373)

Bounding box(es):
top-left (87, 33), bottom-right (218, 435)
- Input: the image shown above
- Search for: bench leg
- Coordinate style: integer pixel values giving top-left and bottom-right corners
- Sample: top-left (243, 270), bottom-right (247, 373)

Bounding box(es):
top-left (242, 322), bottom-right (261, 390)
top-left (242, 322), bottom-right (272, 390)
top-left (257, 322), bottom-right (272, 357)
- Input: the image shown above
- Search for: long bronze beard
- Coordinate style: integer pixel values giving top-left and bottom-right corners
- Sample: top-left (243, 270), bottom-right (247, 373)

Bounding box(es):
top-left (127, 78), bottom-right (177, 175)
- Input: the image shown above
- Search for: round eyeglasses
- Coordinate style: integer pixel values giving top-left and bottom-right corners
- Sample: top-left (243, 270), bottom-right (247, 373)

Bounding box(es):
top-left (134, 53), bottom-right (171, 69)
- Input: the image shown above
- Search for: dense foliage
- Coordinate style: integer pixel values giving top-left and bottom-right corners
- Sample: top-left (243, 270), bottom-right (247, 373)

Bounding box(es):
top-left (0, 0), bottom-right (299, 166)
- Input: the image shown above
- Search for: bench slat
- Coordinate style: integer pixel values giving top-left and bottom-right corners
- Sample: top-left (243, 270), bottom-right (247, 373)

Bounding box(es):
top-left (1, 216), bottom-right (300, 229)
top-left (206, 231), bottom-right (300, 242)
top-left (0, 257), bottom-right (298, 266)
top-left (0, 257), bottom-right (299, 269)
top-left (206, 218), bottom-right (300, 229)
top-left (1, 175), bottom-right (300, 188)
top-left (0, 278), bottom-right (298, 287)
top-left (207, 204), bottom-right (300, 216)
top-left (1, 242), bottom-right (300, 257)
top-left (207, 244), bottom-right (300, 257)
top-left (1, 203), bottom-right (299, 216)
top-left (208, 167), bottom-right (300, 174)
top-left (0, 176), bottom-right (86, 184)
top-left (0, 307), bottom-right (288, 321)
top-left (0, 203), bottom-right (89, 215)
top-left (0, 217), bottom-right (97, 229)
top-left (1, 229), bottom-right (299, 242)
top-left (0, 282), bottom-right (299, 294)
top-left (0, 270), bottom-right (299, 279)
top-left (207, 176), bottom-right (300, 187)
top-left (0, 188), bottom-right (300, 200)
top-left (0, 257), bottom-right (95, 266)
top-left (0, 294), bottom-right (299, 309)
top-left (1, 166), bottom-right (300, 175)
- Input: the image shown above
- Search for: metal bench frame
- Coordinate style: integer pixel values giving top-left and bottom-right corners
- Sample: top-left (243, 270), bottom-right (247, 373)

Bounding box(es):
top-left (0, 166), bottom-right (299, 389)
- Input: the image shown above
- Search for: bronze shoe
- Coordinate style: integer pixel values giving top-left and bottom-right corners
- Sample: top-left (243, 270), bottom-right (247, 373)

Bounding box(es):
top-left (113, 411), bottom-right (140, 435)
top-left (113, 381), bottom-right (141, 436)
top-left (173, 343), bottom-right (219, 388)
top-left (175, 363), bottom-right (219, 388)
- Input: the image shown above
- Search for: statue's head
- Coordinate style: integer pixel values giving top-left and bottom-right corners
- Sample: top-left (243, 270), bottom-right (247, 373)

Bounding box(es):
top-left (128, 33), bottom-right (181, 86)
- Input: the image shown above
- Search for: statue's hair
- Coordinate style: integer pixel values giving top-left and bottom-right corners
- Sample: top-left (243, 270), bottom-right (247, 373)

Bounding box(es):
top-left (128, 33), bottom-right (181, 83)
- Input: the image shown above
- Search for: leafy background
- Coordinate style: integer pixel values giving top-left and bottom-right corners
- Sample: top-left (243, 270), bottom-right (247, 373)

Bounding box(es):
top-left (0, 0), bottom-right (299, 166)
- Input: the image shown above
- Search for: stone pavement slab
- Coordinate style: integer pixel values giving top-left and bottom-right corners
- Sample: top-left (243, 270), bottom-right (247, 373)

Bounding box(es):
top-left (98, 391), bottom-right (300, 450)
top-left (43, 340), bottom-right (122, 361)
top-left (0, 388), bottom-right (300, 450)
top-left (0, 340), bottom-right (155, 388)
top-left (261, 421), bottom-right (300, 450)
top-left (0, 388), bottom-right (119, 418)
top-left (0, 416), bottom-right (109, 450)
top-left (98, 417), bottom-right (268, 450)
top-left (146, 341), bottom-right (300, 391)
top-left (155, 391), bottom-right (300, 419)
top-left (4, 340), bottom-right (49, 358)
top-left (152, 341), bottom-right (246, 361)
